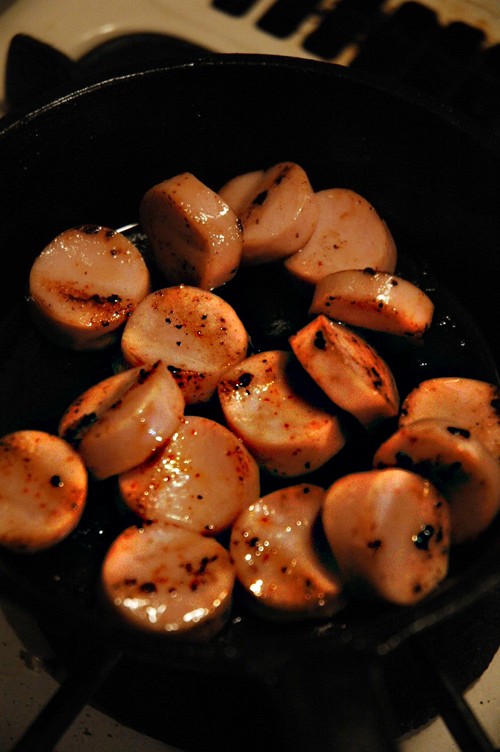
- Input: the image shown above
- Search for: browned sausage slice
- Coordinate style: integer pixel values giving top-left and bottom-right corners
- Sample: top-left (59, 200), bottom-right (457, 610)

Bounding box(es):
top-left (29, 225), bottom-right (150, 349)
top-left (322, 468), bottom-right (450, 605)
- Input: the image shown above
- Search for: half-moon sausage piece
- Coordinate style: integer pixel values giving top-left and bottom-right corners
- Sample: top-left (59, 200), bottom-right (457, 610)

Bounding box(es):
top-left (399, 377), bottom-right (500, 462)
top-left (101, 523), bottom-right (235, 640)
top-left (219, 169), bottom-right (265, 216)
top-left (28, 225), bottom-right (150, 350)
top-left (223, 162), bottom-right (319, 265)
top-left (139, 172), bottom-right (243, 290)
top-left (121, 285), bottom-right (249, 404)
top-left (0, 430), bottom-right (87, 552)
top-left (322, 468), bottom-right (451, 605)
top-left (284, 188), bottom-right (397, 288)
top-left (310, 268), bottom-right (434, 337)
top-left (373, 418), bottom-right (500, 543)
top-left (230, 484), bottom-right (345, 619)
top-left (119, 415), bottom-right (260, 535)
top-left (289, 315), bottom-right (399, 428)
top-left (218, 350), bottom-right (347, 476)
top-left (59, 361), bottom-right (184, 479)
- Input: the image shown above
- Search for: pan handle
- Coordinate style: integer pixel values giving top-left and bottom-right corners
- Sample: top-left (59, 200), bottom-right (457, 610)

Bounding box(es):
top-left (270, 648), bottom-right (400, 752)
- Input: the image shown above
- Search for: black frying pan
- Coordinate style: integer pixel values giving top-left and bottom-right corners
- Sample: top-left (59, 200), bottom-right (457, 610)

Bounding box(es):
top-left (0, 55), bottom-right (499, 752)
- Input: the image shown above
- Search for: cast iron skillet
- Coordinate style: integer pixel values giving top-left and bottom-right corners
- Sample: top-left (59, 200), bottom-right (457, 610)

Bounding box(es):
top-left (0, 55), bottom-right (499, 752)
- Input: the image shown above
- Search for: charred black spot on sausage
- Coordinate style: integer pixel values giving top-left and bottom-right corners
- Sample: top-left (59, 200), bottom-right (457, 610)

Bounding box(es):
top-left (253, 190), bottom-right (268, 206)
top-left (78, 224), bottom-right (101, 234)
top-left (235, 372), bottom-right (253, 389)
top-left (140, 582), bottom-right (157, 593)
top-left (446, 426), bottom-right (470, 438)
top-left (370, 366), bottom-right (383, 389)
top-left (393, 451), bottom-right (467, 486)
top-left (367, 539), bottom-right (382, 550)
top-left (314, 330), bottom-right (327, 350)
top-left (137, 361), bottom-right (160, 384)
top-left (195, 555), bottom-right (218, 576)
top-left (412, 524), bottom-right (435, 550)
top-left (50, 475), bottom-right (63, 487)
top-left (66, 291), bottom-right (122, 307)
top-left (62, 412), bottom-right (98, 447)
top-left (274, 166), bottom-right (291, 185)
top-left (396, 452), bottom-right (468, 488)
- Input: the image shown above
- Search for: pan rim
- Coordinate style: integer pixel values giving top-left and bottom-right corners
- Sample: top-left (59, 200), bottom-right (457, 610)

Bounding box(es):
top-left (1, 51), bottom-right (500, 157)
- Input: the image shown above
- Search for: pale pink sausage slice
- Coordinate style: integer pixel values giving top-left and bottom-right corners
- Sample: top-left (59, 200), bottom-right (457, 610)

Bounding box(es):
top-left (121, 285), bottom-right (249, 404)
top-left (28, 225), bottom-right (150, 350)
top-left (289, 315), bottom-right (399, 428)
top-left (230, 484), bottom-right (345, 619)
top-left (399, 377), bottom-right (500, 462)
top-left (0, 430), bottom-right (87, 552)
top-left (322, 468), bottom-right (450, 605)
top-left (284, 188), bottom-right (397, 287)
top-left (101, 523), bottom-right (235, 639)
top-left (59, 361), bottom-right (185, 479)
top-left (119, 415), bottom-right (260, 535)
top-left (373, 418), bottom-right (500, 543)
top-left (310, 268), bottom-right (434, 337)
top-left (222, 162), bottom-right (319, 265)
top-left (139, 172), bottom-right (243, 290)
top-left (219, 169), bottom-right (264, 216)
top-left (218, 350), bottom-right (347, 477)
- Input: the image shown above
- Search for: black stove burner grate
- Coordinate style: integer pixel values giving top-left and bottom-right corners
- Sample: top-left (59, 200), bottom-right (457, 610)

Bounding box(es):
top-left (5, 1), bottom-right (500, 137)
top-left (8, 596), bottom-right (500, 752)
top-left (215, 0), bottom-right (500, 136)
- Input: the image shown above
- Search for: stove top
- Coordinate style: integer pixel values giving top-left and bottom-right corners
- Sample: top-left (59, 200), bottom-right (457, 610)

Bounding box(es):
top-left (2, 0), bottom-right (500, 129)
top-left (1, 2), bottom-right (500, 751)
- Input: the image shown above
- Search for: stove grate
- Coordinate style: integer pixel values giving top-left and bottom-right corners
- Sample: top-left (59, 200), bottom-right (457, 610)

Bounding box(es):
top-left (257, 0), bottom-right (324, 39)
top-left (5, 1), bottom-right (500, 137)
top-left (7, 623), bottom-right (500, 752)
top-left (212, 0), bottom-right (260, 16)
